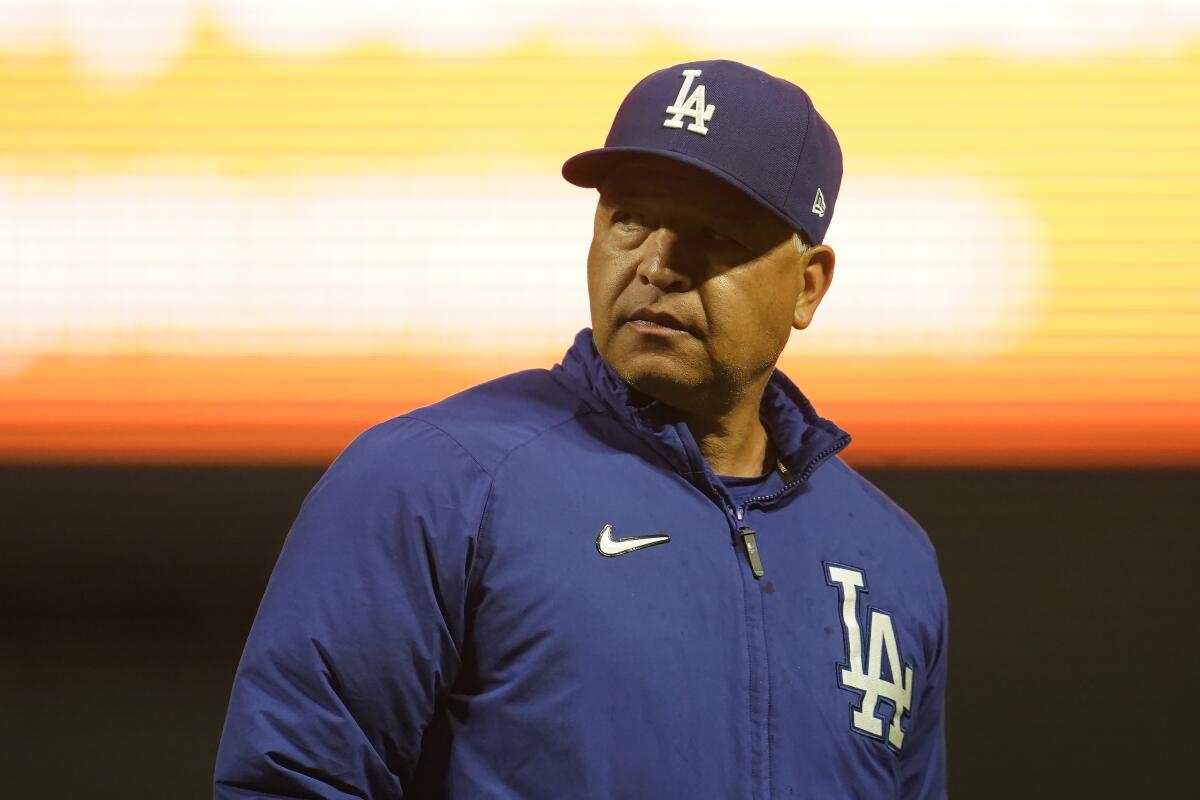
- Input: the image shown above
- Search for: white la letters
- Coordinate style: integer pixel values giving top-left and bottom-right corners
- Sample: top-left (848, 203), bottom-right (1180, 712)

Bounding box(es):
top-left (663, 69), bottom-right (715, 135)
top-left (825, 563), bottom-right (914, 749)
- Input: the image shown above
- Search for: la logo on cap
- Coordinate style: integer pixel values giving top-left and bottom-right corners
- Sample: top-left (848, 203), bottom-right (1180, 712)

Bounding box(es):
top-left (663, 69), bottom-right (715, 135)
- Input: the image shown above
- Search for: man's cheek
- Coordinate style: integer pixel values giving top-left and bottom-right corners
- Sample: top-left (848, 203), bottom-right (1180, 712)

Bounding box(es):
top-left (596, 276), bottom-right (625, 316)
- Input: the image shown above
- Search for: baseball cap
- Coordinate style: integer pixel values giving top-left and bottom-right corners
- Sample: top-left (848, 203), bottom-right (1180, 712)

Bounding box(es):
top-left (562, 59), bottom-right (842, 245)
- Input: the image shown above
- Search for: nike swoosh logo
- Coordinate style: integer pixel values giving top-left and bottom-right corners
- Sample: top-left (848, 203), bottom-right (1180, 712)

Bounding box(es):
top-left (595, 524), bottom-right (671, 557)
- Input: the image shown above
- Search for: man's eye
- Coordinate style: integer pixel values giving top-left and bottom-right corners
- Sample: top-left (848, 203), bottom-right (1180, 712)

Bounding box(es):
top-left (613, 211), bottom-right (646, 230)
top-left (705, 228), bottom-right (744, 248)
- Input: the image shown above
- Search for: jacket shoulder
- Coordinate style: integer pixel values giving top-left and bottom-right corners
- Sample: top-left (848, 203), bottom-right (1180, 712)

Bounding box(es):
top-left (818, 457), bottom-right (947, 620)
top-left (403, 368), bottom-right (589, 475)
top-left (820, 456), bottom-right (939, 563)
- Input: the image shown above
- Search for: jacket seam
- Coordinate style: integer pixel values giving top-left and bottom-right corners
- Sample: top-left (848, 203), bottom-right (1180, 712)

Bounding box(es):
top-left (397, 415), bottom-right (494, 477)
top-left (401, 411), bottom-right (598, 603)
top-left (488, 408), bottom-right (599, 479)
top-left (403, 406), bottom-right (599, 480)
top-left (390, 415), bottom-right (496, 648)
top-left (465, 411), bottom-right (596, 624)
top-left (741, 559), bottom-right (754, 799)
top-left (466, 477), bottom-right (497, 603)
top-left (763, 592), bottom-right (774, 800)
top-left (782, 98), bottom-right (815, 216)
top-left (833, 459), bottom-right (939, 562)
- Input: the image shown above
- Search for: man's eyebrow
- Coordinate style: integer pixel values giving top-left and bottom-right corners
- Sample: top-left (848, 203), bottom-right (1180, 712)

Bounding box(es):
top-left (598, 180), bottom-right (650, 200)
top-left (597, 191), bottom-right (648, 215)
top-left (602, 180), bottom-right (774, 238)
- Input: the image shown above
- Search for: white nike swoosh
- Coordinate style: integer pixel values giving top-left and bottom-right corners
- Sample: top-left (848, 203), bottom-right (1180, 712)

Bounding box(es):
top-left (595, 524), bottom-right (671, 557)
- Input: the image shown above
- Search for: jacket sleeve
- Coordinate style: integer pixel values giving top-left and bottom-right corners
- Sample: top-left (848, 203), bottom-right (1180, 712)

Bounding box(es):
top-left (899, 567), bottom-right (949, 800)
top-left (214, 417), bottom-right (492, 799)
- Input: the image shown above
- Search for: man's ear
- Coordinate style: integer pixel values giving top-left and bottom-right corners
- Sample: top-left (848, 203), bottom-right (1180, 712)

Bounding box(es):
top-left (793, 244), bottom-right (835, 330)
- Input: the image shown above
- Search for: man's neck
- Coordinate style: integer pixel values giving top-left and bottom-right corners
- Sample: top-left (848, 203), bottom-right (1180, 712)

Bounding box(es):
top-left (683, 385), bottom-right (774, 478)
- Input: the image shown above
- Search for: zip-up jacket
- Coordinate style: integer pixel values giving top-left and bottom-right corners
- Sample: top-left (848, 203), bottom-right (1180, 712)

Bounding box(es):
top-left (215, 328), bottom-right (948, 799)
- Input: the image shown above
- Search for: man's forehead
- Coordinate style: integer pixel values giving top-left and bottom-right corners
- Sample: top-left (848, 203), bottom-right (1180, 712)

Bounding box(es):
top-left (599, 157), bottom-right (771, 226)
top-left (602, 157), bottom-right (732, 194)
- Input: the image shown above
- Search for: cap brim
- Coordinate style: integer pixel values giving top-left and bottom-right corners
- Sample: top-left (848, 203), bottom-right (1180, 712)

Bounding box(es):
top-left (561, 146), bottom-right (809, 241)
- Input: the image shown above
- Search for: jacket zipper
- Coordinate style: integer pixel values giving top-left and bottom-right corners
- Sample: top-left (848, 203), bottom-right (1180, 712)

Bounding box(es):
top-left (723, 436), bottom-right (850, 800)
top-left (729, 502), bottom-right (769, 799)
top-left (731, 434), bottom-right (851, 579)
top-left (735, 505), bottom-right (765, 579)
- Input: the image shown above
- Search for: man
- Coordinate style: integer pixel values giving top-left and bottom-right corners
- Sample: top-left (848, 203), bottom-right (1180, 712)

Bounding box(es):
top-left (215, 60), bottom-right (947, 799)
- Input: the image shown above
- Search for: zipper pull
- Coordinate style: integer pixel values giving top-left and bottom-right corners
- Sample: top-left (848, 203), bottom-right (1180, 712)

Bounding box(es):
top-left (739, 526), bottom-right (764, 578)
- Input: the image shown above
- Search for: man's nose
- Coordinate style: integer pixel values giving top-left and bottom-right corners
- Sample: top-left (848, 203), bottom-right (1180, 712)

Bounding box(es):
top-left (635, 227), bottom-right (694, 292)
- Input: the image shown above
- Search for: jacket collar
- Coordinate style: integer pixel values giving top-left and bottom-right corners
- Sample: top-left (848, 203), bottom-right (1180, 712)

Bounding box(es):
top-left (553, 328), bottom-right (851, 506)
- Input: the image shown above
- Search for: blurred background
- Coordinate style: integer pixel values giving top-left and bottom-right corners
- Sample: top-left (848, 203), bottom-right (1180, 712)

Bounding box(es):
top-left (1, 0), bottom-right (1197, 796)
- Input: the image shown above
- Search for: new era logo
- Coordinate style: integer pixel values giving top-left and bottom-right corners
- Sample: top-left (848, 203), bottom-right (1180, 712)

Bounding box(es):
top-left (812, 187), bottom-right (827, 217)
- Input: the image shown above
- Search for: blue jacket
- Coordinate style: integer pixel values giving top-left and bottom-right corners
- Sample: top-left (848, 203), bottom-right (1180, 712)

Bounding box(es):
top-left (215, 329), bottom-right (948, 799)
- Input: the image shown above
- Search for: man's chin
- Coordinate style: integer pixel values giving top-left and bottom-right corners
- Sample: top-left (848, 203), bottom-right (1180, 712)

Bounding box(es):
top-left (596, 326), bottom-right (706, 398)
top-left (610, 352), bottom-right (706, 409)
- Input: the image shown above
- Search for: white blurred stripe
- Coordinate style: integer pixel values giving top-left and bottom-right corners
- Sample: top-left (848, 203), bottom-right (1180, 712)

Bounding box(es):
top-left (0, 0), bottom-right (1197, 80)
top-left (814, 174), bottom-right (1045, 357)
top-left (0, 173), bottom-right (1043, 358)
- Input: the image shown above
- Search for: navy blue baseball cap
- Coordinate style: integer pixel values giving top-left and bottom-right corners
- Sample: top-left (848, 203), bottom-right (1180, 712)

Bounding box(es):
top-left (562, 59), bottom-right (842, 245)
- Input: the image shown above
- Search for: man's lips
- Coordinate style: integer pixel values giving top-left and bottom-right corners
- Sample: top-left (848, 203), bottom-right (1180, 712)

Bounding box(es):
top-left (625, 308), bottom-right (694, 335)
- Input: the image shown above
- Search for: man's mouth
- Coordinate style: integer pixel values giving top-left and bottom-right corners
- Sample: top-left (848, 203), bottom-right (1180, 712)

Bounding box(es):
top-left (626, 308), bottom-right (692, 336)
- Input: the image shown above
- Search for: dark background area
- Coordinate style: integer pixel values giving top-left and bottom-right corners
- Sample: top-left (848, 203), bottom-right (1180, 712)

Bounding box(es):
top-left (2, 465), bottom-right (1194, 798)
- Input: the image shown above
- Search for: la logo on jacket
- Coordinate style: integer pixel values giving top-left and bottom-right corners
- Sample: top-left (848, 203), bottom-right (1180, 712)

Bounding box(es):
top-left (825, 563), bottom-right (915, 749)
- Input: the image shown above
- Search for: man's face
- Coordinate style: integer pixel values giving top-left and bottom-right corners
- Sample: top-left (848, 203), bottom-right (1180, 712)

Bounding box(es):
top-left (587, 157), bottom-right (828, 410)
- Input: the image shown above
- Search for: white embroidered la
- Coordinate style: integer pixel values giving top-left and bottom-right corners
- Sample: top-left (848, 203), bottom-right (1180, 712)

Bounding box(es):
top-left (826, 563), bottom-right (914, 750)
top-left (663, 69), bottom-right (715, 135)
